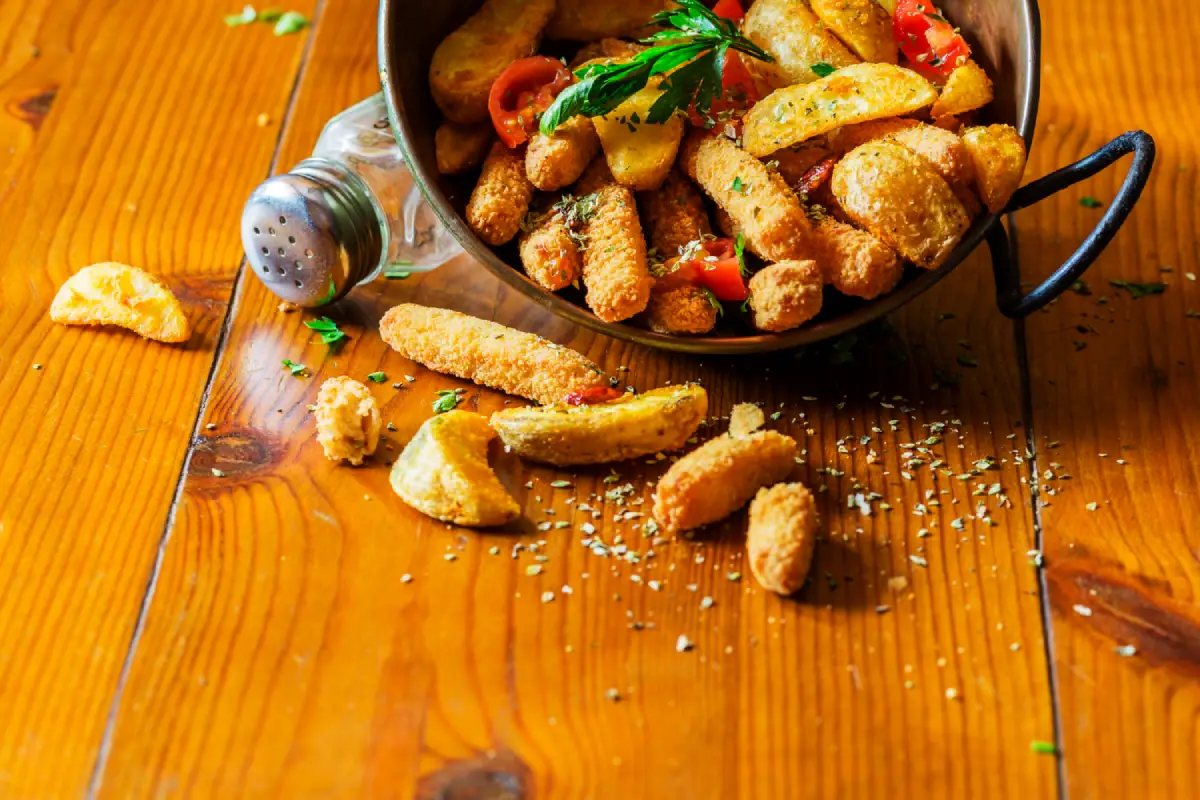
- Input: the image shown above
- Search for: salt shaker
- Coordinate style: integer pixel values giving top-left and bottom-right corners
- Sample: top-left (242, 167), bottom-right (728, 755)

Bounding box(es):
top-left (241, 93), bottom-right (460, 307)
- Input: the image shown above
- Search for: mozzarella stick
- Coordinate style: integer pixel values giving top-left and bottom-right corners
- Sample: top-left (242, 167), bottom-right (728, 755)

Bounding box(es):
top-left (652, 430), bottom-right (798, 534)
top-left (747, 260), bottom-right (824, 332)
top-left (645, 286), bottom-right (719, 335)
top-left (466, 142), bottom-right (535, 246)
top-left (638, 169), bottom-right (712, 257)
top-left (379, 304), bottom-right (607, 405)
top-left (526, 115), bottom-right (601, 191)
top-left (578, 183), bottom-right (653, 322)
top-left (747, 482), bottom-right (819, 595)
top-left (518, 208), bottom-right (582, 291)
top-left (683, 132), bottom-right (812, 262)
top-left (808, 217), bottom-right (903, 299)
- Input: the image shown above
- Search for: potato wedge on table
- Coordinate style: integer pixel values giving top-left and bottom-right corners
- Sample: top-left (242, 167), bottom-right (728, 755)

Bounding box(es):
top-left (931, 60), bottom-right (995, 119)
top-left (592, 79), bottom-right (685, 191)
top-left (490, 384), bottom-right (708, 466)
top-left (548, 0), bottom-right (672, 41)
top-left (49, 262), bottom-right (190, 343)
top-left (390, 411), bottom-right (520, 528)
top-left (810, 0), bottom-right (897, 63)
top-left (961, 124), bottom-right (1027, 213)
top-left (832, 140), bottom-right (971, 269)
top-left (743, 63), bottom-right (938, 157)
top-left (429, 0), bottom-right (556, 123)
top-left (742, 0), bottom-right (859, 89)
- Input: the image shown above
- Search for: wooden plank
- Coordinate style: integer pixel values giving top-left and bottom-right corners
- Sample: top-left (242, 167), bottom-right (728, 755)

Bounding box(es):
top-left (97, 2), bottom-right (1057, 795)
top-left (0, 0), bottom-right (315, 795)
top-left (1017, 1), bottom-right (1200, 796)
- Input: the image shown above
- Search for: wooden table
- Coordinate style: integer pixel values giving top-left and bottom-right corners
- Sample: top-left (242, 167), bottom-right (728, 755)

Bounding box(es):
top-left (2, 0), bottom-right (1196, 796)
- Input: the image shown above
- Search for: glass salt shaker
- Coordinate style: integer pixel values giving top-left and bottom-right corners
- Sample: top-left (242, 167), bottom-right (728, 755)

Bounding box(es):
top-left (241, 93), bottom-right (460, 307)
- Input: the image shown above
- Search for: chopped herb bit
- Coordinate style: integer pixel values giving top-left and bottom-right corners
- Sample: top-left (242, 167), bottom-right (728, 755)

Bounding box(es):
top-left (1114, 644), bottom-right (1137, 657)
top-left (1073, 604), bottom-right (1093, 617)
top-left (224, 5), bottom-right (257, 26)
top-left (384, 263), bottom-right (412, 279)
top-left (956, 355), bottom-right (980, 368)
top-left (1110, 280), bottom-right (1166, 299)
top-left (305, 316), bottom-right (347, 345)
top-left (1085, 501), bottom-right (1098, 511)
top-left (731, 175), bottom-right (746, 193)
top-left (810, 61), bottom-right (836, 78)
top-left (432, 389), bottom-right (461, 414)
top-left (1079, 196), bottom-right (1103, 208)
top-left (1030, 740), bottom-right (1058, 755)
top-left (367, 371), bottom-right (386, 383)
top-left (734, 233), bottom-right (748, 276)
top-left (211, 468), bottom-right (227, 477)
top-left (1069, 279), bottom-right (1091, 295)
top-left (281, 358), bottom-right (306, 376)
top-left (549, 480), bottom-right (572, 488)
top-left (910, 555), bottom-right (928, 568)
top-left (273, 10), bottom-right (309, 35)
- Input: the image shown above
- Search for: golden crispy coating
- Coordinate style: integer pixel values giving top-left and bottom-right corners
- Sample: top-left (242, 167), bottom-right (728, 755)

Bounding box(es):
top-left (435, 121), bottom-right (494, 175)
top-left (638, 169), bottom-right (712, 257)
top-left (729, 403), bottom-right (766, 438)
top-left (518, 209), bottom-right (582, 291)
top-left (826, 118), bottom-right (919, 154)
top-left (49, 262), bottom-right (190, 343)
top-left (808, 216), bottom-right (903, 299)
top-left (652, 429), bottom-right (798, 534)
top-left (390, 411), bottom-right (520, 527)
top-left (490, 384), bottom-right (708, 466)
top-left (429, 0), bottom-right (556, 123)
top-left (831, 141), bottom-right (971, 269)
top-left (747, 260), bottom-right (824, 332)
top-left (931, 60), bottom-right (995, 119)
top-left (682, 132), bottom-right (812, 262)
top-left (314, 376), bottom-right (382, 466)
top-left (379, 304), bottom-right (607, 405)
top-left (742, 0), bottom-right (859, 89)
top-left (548, 0), bottom-right (672, 41)
top-left (810, 0), bottom-right (897, 63)
top-left (645, 286), bottom-right (719, 335)
top-left (578, 183), bottom-right (653, 321)
top-left (573, 156), bottom-right (616, 195)
top-left (961, 124), bottom-right (1027, 213)
top-left (747, 482), bottom-right (819, 595)
top-left (466, 142), bottom-right (536, 246)
top-left (526, 115), bottom-right (601, 191)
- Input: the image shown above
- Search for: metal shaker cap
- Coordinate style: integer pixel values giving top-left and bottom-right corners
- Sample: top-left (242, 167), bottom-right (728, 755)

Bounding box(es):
top-left (241, 160), bottom-right (382, 307)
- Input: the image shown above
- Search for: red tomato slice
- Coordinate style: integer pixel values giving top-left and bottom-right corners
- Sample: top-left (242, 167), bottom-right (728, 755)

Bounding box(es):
top-left (564, 386), bottom-right (624, 406)
top-left (655, 238), bottom-right (749, 302)
top-left (687, 0), bottom-right (759, 132)
top-left (711, 0), bottom-right (745, 24)
top-left (795, 155), bottom-right (838, 198)
top-left (488, 56), bottom-right (573, 148)
top-left (892, 0), bottom-right (971, 80)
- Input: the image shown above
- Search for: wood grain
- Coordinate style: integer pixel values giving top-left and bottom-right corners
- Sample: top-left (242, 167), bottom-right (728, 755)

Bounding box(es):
top-left (0, 0), bottom-right (314, 795)
top-left (94, 2), bottom-right (1055, 795)
top-left (1017, 1), bottom-right (1200, 797)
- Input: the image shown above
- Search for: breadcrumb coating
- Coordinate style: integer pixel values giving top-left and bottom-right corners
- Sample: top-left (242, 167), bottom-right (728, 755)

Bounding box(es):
top-left (638, 169), bottom-right (712, 257)
top-left (645, 286), bottom-right (718, 335)
top-left (379, 304), bottom-right (607, 405)
top-left (748, 260), bottom-right (824, 332)
top-left (652, 429), bottom-right (798, 534)
top-left (466, 142), bottom-right (535, 245)
top-left (809, 217), bottom-right (903, 299)
top-left (578, 183), bottom-right (653, 322)
top-left (314, 376), bottom-right (382, 466)
top-left (747, 482), bottom-right (819, 595)
top-left (526, 115), bottom-right (600, 191)
top-left (519, 209), bottom-right (581, 291)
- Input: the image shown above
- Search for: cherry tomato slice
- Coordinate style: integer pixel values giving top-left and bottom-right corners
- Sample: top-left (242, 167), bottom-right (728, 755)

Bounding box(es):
top-left (655, 238), bottom-right (749, 302)
top-left (892, 0), bottom-right (971, 80)
top-left (711, 0), bottom-right (746, 24)
top-left (687, 0), bottom-right (759, 133)
top-left (564, 386), bottom-right (624, 406)
top-left (795, 155), bottom-right (838, 198)
top-left (488, 56), bottom-right (573, 148)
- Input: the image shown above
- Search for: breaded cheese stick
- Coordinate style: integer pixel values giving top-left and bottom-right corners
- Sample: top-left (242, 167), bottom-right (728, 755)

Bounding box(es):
top-left (526, 116), bottom-right (601, 191)
top-left (578, 183), bottom-right (653, 322)
top-left (638, 169), bottom-right (711, 257)
top-left (652, 429), bottom-right (798, 534)
top-left (518, 209), bottom-right (582, 291)
top-left (683, 132), bottom-right (812, 262)
top-left (573, 156), bottom-right (616, 195)
top-left (466, 142), bottom-right (536, 246)
top-left (809, 217), bottom-right (903, 299)
top-left (645, 286), bottom-right (719, 335)
top-left (747, 260), bottom-right (824, 332)
top-left (435, 121), bottom-right (494, 175)
top-left (379, 304), bottom-right (607, 405)
top-left (747, 482), bottom-right (819, 595)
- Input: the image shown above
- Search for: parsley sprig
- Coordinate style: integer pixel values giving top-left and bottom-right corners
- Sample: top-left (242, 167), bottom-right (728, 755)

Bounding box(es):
top-left (305, 317), bottom-right (346, 345)
top-left (539, 0), bottom-right (772, 134)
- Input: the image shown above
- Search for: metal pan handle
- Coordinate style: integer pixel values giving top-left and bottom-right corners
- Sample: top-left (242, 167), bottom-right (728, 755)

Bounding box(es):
top-left (987, 130), bottom-right (1156, 317)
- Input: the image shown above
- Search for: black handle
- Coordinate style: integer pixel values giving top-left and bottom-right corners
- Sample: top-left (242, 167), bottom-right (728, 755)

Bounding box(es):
top-left (987, 130), bottom-right (1156, 317)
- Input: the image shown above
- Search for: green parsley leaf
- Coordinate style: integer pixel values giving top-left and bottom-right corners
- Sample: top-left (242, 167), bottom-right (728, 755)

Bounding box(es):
top-left (1110, 280), bottom-right (1166, 299)
top-left (367, 371), bottom-right (386, 383)
top-left (697, 286), bottom-right (724, 316)
top-left (1079, 196), bottom-right (1104, 208)
top-left (810, 62), bottom-right (836, 78)
top-left (384, 261), bottom-right (413, 279)
top-left (273, 10), bottom-right (308, 36)
top-left (734, 233), bottom-right (748, 276)
top-left (304, 317), bottom-right (347, 345)
top-left (432, 389), bottom-right (461, 414)
top-left (224, 5), bottom-right (257, 26)
top-left (258, 8), bottom-right (283, 22)
top-left (730, 175), bottom-right (746, 193)
top-left (1030, 740), bottom-right (1057, 755)
top-left (740, 297), bottom-right (751, 313)
top-left (281, 359), bottom-right (306, 376)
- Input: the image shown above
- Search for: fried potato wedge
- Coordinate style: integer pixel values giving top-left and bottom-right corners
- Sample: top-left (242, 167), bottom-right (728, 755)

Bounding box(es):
top-left (49, 262), bottom-right (190, 343)
top-left (490, 384), bottom-right (708, 466)
top-left (829, 119), bottom-right (975, 188)
top-left (961, 124), bottom-right (1027, 213)
top-left (548, 0), bottom-right (672, 41)
top-left (742, 0), bottom-right (859, 89)
top-left (592, 80), bottom-right (685, 191)
top-left (743, 63), bottom-right (938, 157)
top-left (810, 0), bottom-right (897, 63)
top-left (832, 140), bottom-right (971, 269)
top-left (315, 377), bottom-right (382, 466)
top-left (391, 411), bottom-right (520, 527)
top-left (429, 0), bottom-right (556, 123)
top-left (435, 121), bottom-right (494, 175)
top-left (931, 60), bottom-right (995, 119)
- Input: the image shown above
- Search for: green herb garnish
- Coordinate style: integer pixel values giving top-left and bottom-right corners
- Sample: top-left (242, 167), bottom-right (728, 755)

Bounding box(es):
top-left (432, 389), bottom-right (461, 414)
top-left (730, 175), bottom-right (746, 193)
top-left (1079, 196), bottom-right (1104, 208)
top-left (539, 0), bottom-right (772, 134)
top-left (367, 371), bottom-right (386, 383)
top-left (810, 62), bottom-right (837, 78)
top-left (698, 286), bottom-right (724, 316)
top-left (957, 355), bottom-right (980, 368)
top-left (1110, 280), bottom-right (1166, 299)
top-left (1030, 740), bottom-right (1057, 755)
top-left (224, 5), bottom-right (257, 26)
top-left (305, 317), bottom-right (346, 345)
top-left (384, 261), bottom-right (413, 279)
top-left (281, 359), bottom-right (306, 376)
top-left (734, 233), bottom-right (748, 276)
top-left (273, 10), bottom-right (309, 35)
